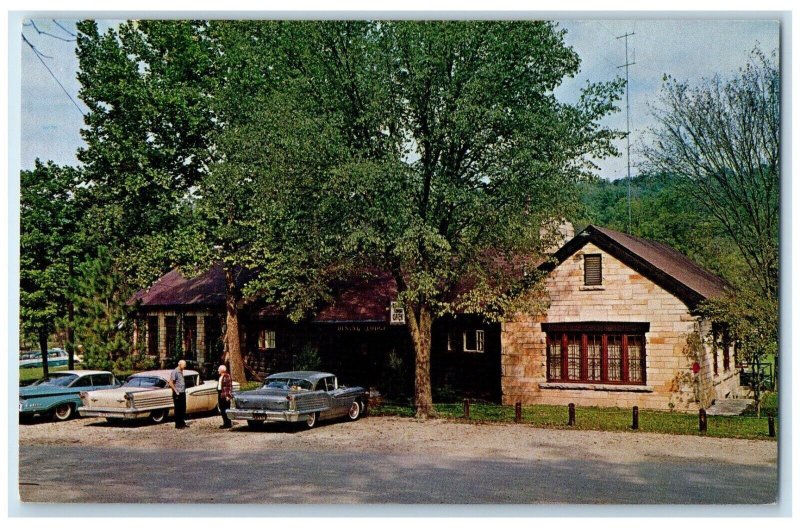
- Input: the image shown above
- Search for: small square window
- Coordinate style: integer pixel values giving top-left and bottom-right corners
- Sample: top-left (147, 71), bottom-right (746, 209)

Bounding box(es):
top-left (463, 329), bottom-right (485, 353)
top-left (258, 329), bottom-right (276, 350)
top-left (584, 254), bottom-right (602, 286)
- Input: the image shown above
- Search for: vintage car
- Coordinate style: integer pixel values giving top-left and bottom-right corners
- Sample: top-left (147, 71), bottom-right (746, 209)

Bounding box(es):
top-left (78, 369), bottom-right (238, 424)
top-left (227, 371), bottom-right (368, 430)
top-left (19, 370), bottom-right (120, 421)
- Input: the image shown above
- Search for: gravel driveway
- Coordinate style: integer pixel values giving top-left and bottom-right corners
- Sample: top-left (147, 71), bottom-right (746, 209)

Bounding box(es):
top-left (19, 413), bottom-right (777, 466)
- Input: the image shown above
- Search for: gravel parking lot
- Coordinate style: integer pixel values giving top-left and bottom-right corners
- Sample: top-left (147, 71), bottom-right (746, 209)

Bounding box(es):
top-left (19, 412), bottom-right (777, 465)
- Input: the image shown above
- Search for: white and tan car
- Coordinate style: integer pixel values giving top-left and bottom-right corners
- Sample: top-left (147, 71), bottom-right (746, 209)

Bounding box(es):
top-left (78, 369), bottom-right (238, 424)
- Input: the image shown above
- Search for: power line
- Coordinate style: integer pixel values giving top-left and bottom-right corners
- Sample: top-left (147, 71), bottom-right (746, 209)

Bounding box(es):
top-left (52, 20), bottom-right (77, 38)
top-left (21, 33), bottom-right (86, 117)
top-left (616, 31), bottom-right (635, 235)
top-left (24, 20), bottom-right (75, 42)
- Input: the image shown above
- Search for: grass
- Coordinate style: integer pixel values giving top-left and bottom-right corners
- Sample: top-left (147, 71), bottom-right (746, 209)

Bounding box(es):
top-left (18, 365), bottom-right (72, 385)
top-left (372, 402), bottom-right (778, 441)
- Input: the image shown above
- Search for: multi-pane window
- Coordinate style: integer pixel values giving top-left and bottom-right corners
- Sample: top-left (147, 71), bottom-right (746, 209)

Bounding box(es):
top-left (258, 329), bottom-right (276, 350)
top-left (546, 329), bottom-right (646, 385)
top-left (587, 335), bottom-right (602, 381)
top-left (463, 329), bottom-right (485, 353)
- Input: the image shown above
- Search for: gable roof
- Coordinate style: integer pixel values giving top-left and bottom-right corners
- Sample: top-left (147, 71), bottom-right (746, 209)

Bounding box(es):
top-left (129, 263), bottom-right (253, 308)
top-left (542, 225), bottom-right (731, 309)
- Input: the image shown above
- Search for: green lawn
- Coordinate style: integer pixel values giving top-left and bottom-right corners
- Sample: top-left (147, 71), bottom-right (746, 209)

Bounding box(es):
top-left (373, 402), bottom-right (778, 441)
top-left (18, 365), bottom-right (72, 385)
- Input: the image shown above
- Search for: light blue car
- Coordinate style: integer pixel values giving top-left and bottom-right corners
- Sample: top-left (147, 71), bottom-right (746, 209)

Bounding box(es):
top-left (19, 370), bottom-right (120, 421)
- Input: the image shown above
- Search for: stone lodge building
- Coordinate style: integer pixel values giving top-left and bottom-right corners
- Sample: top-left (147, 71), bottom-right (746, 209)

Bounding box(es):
top-left (129, 224), bottom-right (741, 411)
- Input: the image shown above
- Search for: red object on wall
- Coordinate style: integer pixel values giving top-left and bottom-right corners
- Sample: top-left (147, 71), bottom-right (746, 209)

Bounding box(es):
top-left (692, 362), bottom-right (701, 374)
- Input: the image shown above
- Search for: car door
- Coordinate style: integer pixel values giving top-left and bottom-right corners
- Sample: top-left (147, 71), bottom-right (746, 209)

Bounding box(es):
top-left (324, 376), bottom-right (352, 418)
top-left (314, 377), bottom-right (336, 419)
top-left (185, 374), bottom-right (213, 413)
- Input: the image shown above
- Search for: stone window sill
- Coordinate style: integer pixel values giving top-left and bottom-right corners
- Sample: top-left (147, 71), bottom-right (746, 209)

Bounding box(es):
top-left (579, 285), bottom-right (606, 291)
top-left (539, 382), bottom-right (653, 392)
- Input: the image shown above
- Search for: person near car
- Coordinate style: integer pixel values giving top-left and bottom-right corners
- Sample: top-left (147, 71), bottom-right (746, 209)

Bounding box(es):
top-left (217, 364), bottom-right (233, 429)
top-left (168, 360), bottom-right (188, 429)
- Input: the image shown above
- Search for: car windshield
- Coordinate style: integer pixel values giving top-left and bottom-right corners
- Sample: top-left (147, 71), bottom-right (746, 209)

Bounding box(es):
top-left (33, 374), bottom-right (78, 387)
top-left (123, 376), bottom-right (167, 388)
top-left (263, 378), bottom-right (313, 391)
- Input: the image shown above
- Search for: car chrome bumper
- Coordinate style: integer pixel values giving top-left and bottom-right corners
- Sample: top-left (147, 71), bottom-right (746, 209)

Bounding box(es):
top-left (226, 409), bottom-right (306, 422)
top-left (78, 407), bottom-right (157, 420)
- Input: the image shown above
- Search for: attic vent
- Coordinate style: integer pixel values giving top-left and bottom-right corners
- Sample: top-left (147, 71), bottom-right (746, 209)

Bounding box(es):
top-left (584, 254), bottom-right (602, 286)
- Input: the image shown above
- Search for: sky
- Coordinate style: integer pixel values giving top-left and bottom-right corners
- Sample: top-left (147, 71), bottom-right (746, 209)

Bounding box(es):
top-left (18, 17), bottom-right (780, 180)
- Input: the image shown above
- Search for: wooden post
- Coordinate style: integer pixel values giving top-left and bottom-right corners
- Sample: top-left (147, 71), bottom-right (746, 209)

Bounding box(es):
top-left (514, 401), bottom-right (522, 423)
top-left (768, 414), bottom-right (775, 437)
top-left (699, 408), bottom-right (707, 433)
top-left (632, 406), bottom-right (639, 430)
top-left (463, 398), bottom-right (470, 420)
top-left (568, 403), bottom-right (576, 426)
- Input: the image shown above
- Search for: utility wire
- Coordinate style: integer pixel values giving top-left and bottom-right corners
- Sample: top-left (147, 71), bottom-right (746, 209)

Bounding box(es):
top-left (24, 20), bottom-right (76, 42)
top-left (21, 33), bottom-right (86, 117)
top-left (52, 20), bottom-right (77, 38)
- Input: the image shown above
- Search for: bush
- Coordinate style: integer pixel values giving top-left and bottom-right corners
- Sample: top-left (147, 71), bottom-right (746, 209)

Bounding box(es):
top-left (293, 344), bottom-right (321, 371)
top-left (113, 352), bottom-right (156, 374)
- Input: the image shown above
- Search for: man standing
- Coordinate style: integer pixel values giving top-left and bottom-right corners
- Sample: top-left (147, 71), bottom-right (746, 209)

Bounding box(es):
top-left (168, 359), bottom-right (188, 429)
top-left (217, 364), bottom-right (233, 429)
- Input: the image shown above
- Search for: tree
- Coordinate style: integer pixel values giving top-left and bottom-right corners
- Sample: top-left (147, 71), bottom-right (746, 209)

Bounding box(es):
top-left (644, 49), bottom-right (779, 300)
top-left (307, 21), bottom-right (623, 417)
top-left (644, 49), bottom-right (780, 396)
top-left (20, 161), bottom-right (80, 376)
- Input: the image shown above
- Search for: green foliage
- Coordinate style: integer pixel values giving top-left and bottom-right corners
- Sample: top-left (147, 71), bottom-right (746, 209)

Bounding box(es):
top-left (644, 48), bottom-right (779, 299)
top-left (293, 345), bottom-right (322, 371)
top-left (72, 248), bottom-right (132, 370)
top-left (20, 161), bottom-right (80, 352)
top-left (113, 352), bottom-right (157, 374)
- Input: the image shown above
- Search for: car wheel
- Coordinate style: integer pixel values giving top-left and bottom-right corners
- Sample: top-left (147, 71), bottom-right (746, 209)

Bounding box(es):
top-left (150, 409), bottom-right (168, 424)
top-left (247, 420), bottom-right (263, 430)
top-left (52, 403), bottom-right (73, 421)
top-left (305, 412), bottom-right (318, 429)
top-left (348, 400), bottom-right (361, 421)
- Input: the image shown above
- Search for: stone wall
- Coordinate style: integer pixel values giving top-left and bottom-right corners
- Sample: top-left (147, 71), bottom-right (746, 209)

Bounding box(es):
top-left (501, 242), bottom-right (738, 412)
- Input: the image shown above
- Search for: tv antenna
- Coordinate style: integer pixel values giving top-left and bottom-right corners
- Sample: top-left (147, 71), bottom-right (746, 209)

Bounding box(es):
top-left (617, 31), bottom-right (635, 234)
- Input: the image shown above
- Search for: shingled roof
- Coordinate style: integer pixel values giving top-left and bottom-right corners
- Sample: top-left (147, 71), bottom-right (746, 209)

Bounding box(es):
top-left (129, 264), bottom-right (252, 308)
top-left (543, 224), bottom-right (731, 309)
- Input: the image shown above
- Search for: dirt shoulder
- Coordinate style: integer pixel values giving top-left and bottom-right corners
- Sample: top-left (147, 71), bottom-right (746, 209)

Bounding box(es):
top-left (18, 413), bottom-right (778, 468)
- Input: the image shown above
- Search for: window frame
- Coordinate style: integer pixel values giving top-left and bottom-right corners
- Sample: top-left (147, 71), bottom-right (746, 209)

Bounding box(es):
top-left (462, 329), bottom-right (485, 353)
top-left (543, 323), bottom-right (648, 386)
top-left (258, 328), bottom-right (277, 350)
top-left (583, 254), bottom-right (603, 286)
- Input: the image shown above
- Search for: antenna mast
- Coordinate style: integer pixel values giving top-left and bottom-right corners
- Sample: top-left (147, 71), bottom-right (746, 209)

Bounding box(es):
top-left (617, 31), bottom-right (635, 234)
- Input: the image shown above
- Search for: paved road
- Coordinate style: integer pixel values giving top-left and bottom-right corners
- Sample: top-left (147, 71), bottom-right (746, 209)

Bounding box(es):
top-left (19, 443), bottom-right (777, 504)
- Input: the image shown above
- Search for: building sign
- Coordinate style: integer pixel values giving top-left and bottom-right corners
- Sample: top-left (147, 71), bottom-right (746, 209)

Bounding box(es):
top-left (390, 301), bottom-right (406, 325)
top-left (336, 324), bottom-right (387, 333)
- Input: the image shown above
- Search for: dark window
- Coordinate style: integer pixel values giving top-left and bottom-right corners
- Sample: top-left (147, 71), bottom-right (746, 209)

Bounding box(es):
top-left (183, 316), bottom-right (197, 361)
top-left (546, 330), bottom-right (646, 385)
top-left (91, 374), bottom-right (113, 386)
top-left (72, 376), bottom-right (92, 388)
top-left (147, 316), bottom-right (159, 356)
top-left (722, 327), bottom-right (731, 372)
top-left (584, 254), bottom-right (602, 286)
top-left (712, 326), bottom-right (719, 376)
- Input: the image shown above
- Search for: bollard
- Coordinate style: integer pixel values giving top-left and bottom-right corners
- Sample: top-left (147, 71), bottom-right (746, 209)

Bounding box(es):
top-left (699, 408), bottom-right (707, 433)
top-left (464, 398), bottom-right (470, 420)
top-left (768, 414), bottom-right (775, 437)
top-left (514, 401), bottom-right (522, 423)
top-left (568, 403), bottom-right (576, 426)
top-left (632, 406), bottom-right (639, 430)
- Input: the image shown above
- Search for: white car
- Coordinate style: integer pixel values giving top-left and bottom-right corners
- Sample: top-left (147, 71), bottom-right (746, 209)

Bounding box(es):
top-left (78, 369), bottom-right (239, 424)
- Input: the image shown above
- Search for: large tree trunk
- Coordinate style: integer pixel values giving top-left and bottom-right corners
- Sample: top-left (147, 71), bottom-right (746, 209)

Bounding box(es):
top-left (224, 268), bottom-right (247, 383)
top-left (39, 329), bottom-right (49, 378)
top-left (406, 302), bottom-right (434, 418)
